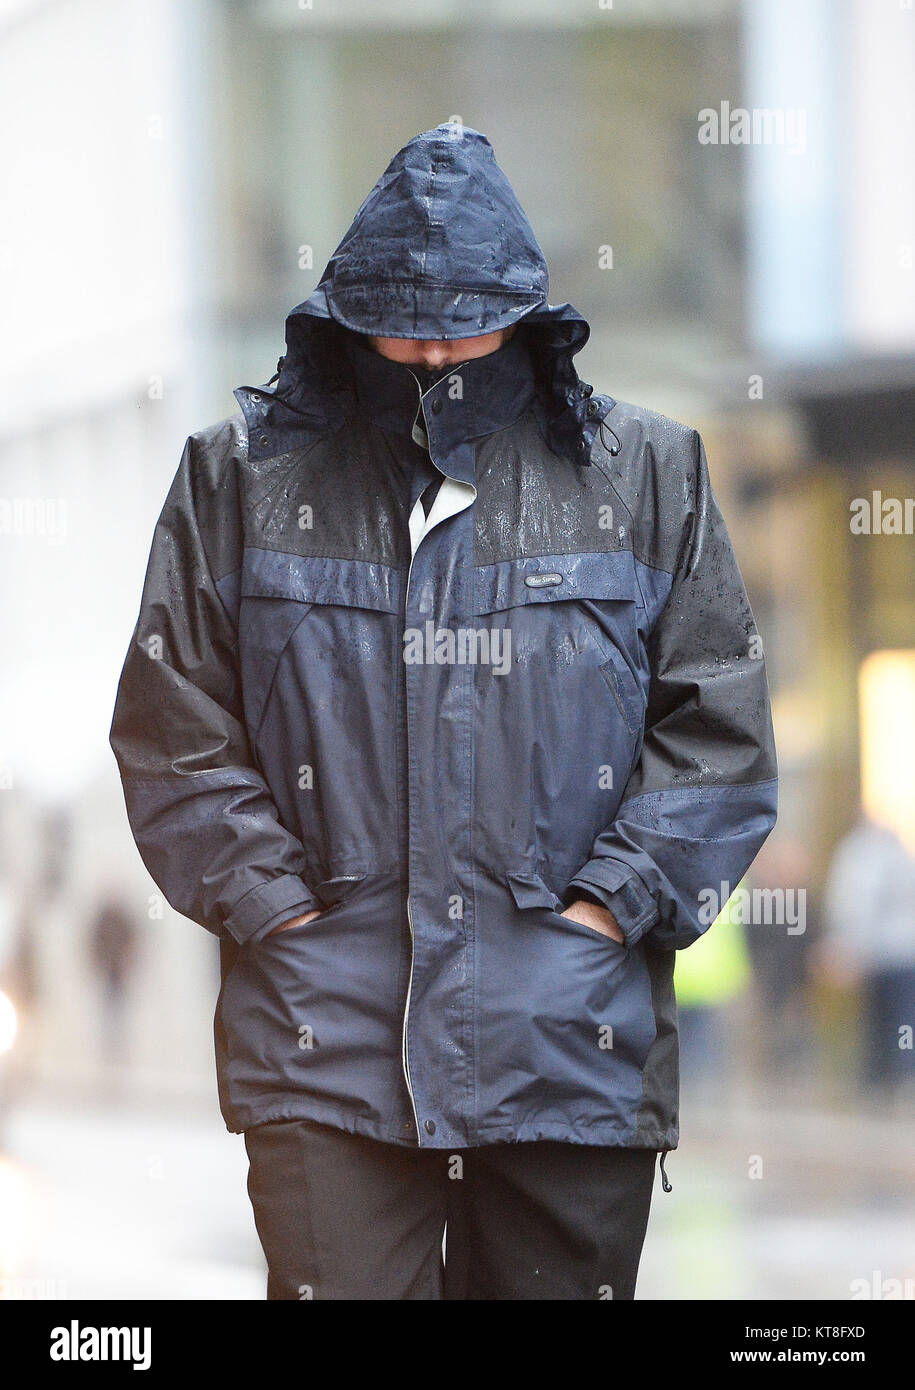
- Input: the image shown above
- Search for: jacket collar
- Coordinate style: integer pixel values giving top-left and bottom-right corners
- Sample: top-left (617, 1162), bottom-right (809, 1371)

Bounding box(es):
top-left (345, 328), bottom-right (538, 451)
top-left (234, 302), bottom-right (615, 468)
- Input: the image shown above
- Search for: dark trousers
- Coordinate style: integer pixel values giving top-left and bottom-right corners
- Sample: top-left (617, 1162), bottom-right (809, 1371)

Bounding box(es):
top-left (244, 1119), bottom-right (658, 1300)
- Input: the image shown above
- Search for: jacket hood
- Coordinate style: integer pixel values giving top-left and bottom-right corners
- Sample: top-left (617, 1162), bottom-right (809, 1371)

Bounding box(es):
top-left (306, 122), bottom-right (549, 340)
top-left (236, 124), bottom-right (612, 462)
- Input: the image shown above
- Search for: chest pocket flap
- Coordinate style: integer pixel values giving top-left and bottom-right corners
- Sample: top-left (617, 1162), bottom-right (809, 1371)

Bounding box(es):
top-left (473, 550), bottom-right (643, 615)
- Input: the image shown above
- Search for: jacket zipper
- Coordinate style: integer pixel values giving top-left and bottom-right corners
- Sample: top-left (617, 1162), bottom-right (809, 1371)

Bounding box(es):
top-left (400, 371), bottom-right (432, 1143)
top-left (399, 365), bottom-right (476, 1145)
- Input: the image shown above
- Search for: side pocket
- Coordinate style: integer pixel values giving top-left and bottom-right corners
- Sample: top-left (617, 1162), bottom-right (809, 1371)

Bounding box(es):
top-left (599, 657), bottom-right (641, 736)
top-left (506, 868), bottom-right (628, 954)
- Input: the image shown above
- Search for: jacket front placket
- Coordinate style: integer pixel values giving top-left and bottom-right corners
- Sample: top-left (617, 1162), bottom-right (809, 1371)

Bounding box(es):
top-left (400, 372), bottom-right (479, 1148)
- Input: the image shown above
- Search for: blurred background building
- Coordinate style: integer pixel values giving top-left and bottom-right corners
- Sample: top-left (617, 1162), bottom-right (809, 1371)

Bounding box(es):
top-left (0, 0), bottom-right (913, 1299)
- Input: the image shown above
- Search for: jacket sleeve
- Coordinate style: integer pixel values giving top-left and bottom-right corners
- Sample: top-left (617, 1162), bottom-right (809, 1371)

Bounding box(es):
top-left (110, 429), bottom-right (318, 945)
top-left (567, 430), bottom-right (778, 950)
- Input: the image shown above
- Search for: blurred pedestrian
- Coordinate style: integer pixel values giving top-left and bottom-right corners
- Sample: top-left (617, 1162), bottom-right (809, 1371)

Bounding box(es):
top-left (744, 834), bottom-right (815, 1079)
top-left (821, 814), bottom-right (915, 1097)
top-left (89, 895), bottom-right (139, 1064)
top-left (675, 887), bottom-right (751, 1100)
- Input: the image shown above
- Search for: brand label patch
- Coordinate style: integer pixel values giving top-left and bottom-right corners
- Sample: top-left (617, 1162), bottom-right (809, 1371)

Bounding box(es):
top-left (524, 573), bottom-right (564, 588)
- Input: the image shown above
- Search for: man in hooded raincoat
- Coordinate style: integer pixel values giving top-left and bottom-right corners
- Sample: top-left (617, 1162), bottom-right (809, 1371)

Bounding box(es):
top-left (111, 124), bottom-right (777, 1299)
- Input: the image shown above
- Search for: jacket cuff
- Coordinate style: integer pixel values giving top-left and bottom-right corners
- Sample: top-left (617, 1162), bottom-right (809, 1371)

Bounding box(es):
top-left (223, 874), bottom-right (318, 946)
top-left (565, 859), bottom-right (659, 948)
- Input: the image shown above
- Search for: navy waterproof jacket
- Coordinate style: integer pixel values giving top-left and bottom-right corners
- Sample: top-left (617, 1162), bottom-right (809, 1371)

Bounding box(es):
top-left (111, 125), bottom-right (777, 1150)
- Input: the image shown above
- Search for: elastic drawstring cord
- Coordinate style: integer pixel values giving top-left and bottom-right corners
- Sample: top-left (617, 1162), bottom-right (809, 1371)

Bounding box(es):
top-left (598, 418), bottom-right (622, 457)
top-left (659, 1150), bottom-right (673, 1193)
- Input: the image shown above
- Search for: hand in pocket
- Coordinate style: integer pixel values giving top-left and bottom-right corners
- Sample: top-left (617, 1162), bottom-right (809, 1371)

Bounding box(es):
top-left (266, 907), bottom-right (323, 938)
top-left (561, 898), bottom-right (624, 945)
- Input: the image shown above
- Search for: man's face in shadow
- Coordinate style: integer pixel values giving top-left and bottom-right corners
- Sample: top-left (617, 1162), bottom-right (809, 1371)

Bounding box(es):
top-left (366, 325), bottom-right (515, 371)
